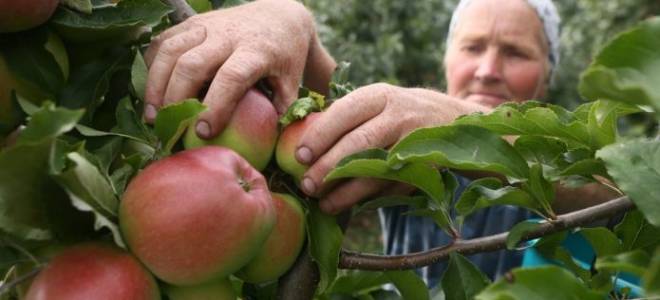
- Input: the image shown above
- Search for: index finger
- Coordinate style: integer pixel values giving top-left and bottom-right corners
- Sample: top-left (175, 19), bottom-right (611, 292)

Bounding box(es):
top-left (296, 90), bottom-right (386, 165)
top-left (193, 49), bottom-right (270, 139)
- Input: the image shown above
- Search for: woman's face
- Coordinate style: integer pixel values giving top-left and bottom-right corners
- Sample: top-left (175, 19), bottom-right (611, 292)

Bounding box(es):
top-left (444, 0), bottom-right (549, 108)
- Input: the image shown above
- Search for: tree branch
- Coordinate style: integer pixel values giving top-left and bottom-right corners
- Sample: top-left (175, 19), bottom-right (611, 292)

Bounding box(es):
top-left (163, 0), bottom-right (196, 24)
top-left (339, 196), bottom-right (635, 270)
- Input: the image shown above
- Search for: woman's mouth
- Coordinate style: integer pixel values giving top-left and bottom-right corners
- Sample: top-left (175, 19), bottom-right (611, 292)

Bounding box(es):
top-left (466, 92), bottom-right (508, 107)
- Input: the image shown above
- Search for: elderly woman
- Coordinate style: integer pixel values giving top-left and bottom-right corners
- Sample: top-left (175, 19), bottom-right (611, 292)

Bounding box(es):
top-left (145, 0), bottom-right (617, 285)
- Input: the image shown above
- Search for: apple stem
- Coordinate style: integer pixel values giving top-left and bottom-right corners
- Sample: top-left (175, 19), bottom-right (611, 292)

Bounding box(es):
top-left (238, 178), bottom-right (251, 192)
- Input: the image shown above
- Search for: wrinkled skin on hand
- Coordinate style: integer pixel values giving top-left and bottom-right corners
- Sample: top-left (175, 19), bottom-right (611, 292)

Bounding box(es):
top-left (144, 0), bottom-right (315, 139)
top-left (295, 83), bottom-right (489, 214)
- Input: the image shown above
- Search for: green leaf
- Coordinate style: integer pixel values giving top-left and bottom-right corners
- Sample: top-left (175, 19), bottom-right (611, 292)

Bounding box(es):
top-left (513, 135), bottom-right (567, 167)
top-left (455, 101), bottom-right (604, 150)
top-left (0, 28), bottom-right (66, 103)
top-left (597, 139), bottom-right (660, 226)
top-left (385, 270), bottom-right (430, 300)
top-left (153, 100), bottom-right (206, 155)
top-left (578, 227), bottom-right (622, 257)
top-left (52, 151), bottom-right (119, 218)
top-left (559, 159), bottom-right (609, 179)
top-left (50, 150), bottom-right (124, 247)
top-left (329, 61), bottom-right (355, 100)
top-left (440, 253), bottom-right (490, 300)
top-left (61, 0), bottom-right (94, 14)
top-left (584, 100), bottom-right (639, 148)
top-left (506, 220), bottom-right (544, 250)
top-left (643, 247), bottom-right (660, 297)
top-left (329, 271), bottom-right (390, 296)
top-left (614, 210), bottom-right (660, 252)
top-left (356, 195), bottom-right (429, 214)
top-left (595, 250), bottom-right (650, 276)
top-left (579, 17), bottom-right (660, 116)
top-left (328, 149), bottom-right (453, 231)
top-left (475, 266), bottom-right (604, 300)
top-left (16, 94), bottom-right (41, 116)
top-left (279, 95), bottom-right (324, 127)
top-left (59, 47), bottom-right (133, 123)
top-left (389, 125), bottom-right (530, 180)
top-left (307, 202), bottom-right (343, 295)
top-left (455, 178), bottom-right (541, 217)
top-left (521, 164), bottom-right (555, 217)
top-left (328, 149), bottom-right (445, 210)
top-left (51, 0), bottom-right (173, 43)
top-left (115, 97), bottom-right (156, 145)
top-left (131, 50), bottom-right (148, 101)
top-left (75, 124), bottom-right (152, 145)
top-left (16, 104), bottom-right (84, 145)
top-left (0, 105), bottom-right (88, 242)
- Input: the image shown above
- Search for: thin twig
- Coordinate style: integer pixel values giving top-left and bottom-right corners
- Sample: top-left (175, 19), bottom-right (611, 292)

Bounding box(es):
top-left (339, 196), bottom-right (635, 270)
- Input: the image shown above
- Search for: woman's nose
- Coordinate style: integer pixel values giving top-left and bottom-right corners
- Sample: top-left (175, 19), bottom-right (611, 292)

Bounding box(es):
top-left (474, 49), bottom-right (503, 83)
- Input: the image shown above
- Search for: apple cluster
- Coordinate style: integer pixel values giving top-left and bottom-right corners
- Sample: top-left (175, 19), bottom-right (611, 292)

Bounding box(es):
top-left (22, 88), bottom-right (315, 299)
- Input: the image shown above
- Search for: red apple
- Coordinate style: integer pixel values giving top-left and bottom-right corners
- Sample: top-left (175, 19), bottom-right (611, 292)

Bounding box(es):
top-left (24, 242), bottom-right (160, 300)
top-left (119, 146), bottom-right (276, 285)
top-left (237, 192), bottom-right (306, 283)
top-left (165, 278), bottom-right (237, 300)
top-left (275, 112), bottom-right (321, 181)
top-left (0, 0), bottom-right (60, 33)
top-left (184, 88), bottom-right (279, 171)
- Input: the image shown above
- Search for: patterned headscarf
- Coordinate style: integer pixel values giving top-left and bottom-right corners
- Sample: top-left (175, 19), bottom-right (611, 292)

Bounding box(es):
top-left (447, 0), bottom-right (561, 79)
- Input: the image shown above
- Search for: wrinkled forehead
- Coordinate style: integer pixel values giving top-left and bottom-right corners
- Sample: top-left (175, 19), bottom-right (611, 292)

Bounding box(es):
top-left (450, 0), bottom-right (546, 48)
top-left (447, 0), bottom-right (561, 68)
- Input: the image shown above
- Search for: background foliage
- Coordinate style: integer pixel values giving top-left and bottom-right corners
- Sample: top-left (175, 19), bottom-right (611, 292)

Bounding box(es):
top-left (304, 0), bottom-right (659, 109)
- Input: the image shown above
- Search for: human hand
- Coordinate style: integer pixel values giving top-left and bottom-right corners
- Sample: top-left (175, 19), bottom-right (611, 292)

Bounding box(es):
top-left (144, 0), bottom-right (315, 138)
top-left (295, 83), bottom-right (489, 214)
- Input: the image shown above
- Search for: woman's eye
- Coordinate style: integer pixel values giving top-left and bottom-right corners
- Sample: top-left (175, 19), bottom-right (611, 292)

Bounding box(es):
top-left (462, 44), bottom-right (482, 53)
top-left (505, 47), bottom-right (529, 59)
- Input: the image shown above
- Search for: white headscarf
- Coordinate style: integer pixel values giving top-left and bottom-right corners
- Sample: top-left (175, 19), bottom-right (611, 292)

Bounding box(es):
top-left (447, 0), bottom-right (561, 78)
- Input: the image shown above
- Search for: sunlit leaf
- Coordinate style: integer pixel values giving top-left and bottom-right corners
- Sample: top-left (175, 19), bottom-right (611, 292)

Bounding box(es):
top-left (475, 266), bottom-right (603, 300)
top-left (390, 125), bottom-right (529, 180)
top-left (455, 178), bottom-right (541, 218)
top-left (153, 100), bottom-right (206, 155)
top-left (597, 139), bottom-right (660, 226)
top-left (579, 17), bottom-right (660, 116)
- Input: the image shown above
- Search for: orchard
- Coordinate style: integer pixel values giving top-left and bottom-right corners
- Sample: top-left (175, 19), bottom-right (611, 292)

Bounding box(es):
top-left (0, 1), bottom-right (659, 300)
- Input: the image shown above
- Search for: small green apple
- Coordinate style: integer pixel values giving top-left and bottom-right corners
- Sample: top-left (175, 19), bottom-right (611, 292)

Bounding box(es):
top-left (275, 112), bottom-right (321, 182)
top-left (237, 192), bottom-right (306, 283)
top-left (165, 278), bottom-right (237, 300)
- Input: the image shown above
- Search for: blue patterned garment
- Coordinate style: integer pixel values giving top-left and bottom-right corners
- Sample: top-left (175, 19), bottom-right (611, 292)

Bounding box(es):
top-left (378, 174), bottom-right (533, 287)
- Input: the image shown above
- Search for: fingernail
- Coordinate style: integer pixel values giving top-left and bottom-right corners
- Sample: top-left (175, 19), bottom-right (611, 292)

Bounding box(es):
top-left (145, 104), bottom-right (157, 121)
top-left (302, 177), bottom-right (316, 195)
top-left (196, 121), bottom-right (211, 138)
top-left (296, 147), bottom-right (313, 164)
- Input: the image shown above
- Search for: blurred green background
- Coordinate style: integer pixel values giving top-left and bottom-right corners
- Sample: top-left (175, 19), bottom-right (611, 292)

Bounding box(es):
top-left (304, 0), bottom-right (658, 109)
top-left (298, 0), bottom-right (659, 253)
